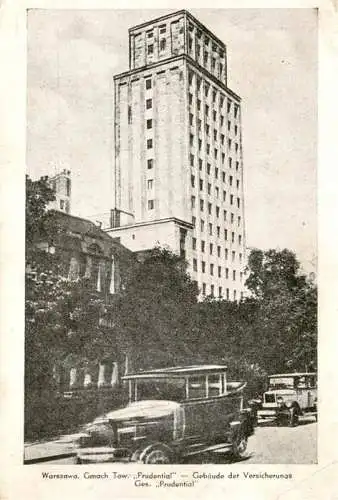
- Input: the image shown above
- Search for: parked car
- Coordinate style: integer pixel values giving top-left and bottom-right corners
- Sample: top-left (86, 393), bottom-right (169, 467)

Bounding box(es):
top-left (257, 372), bottom-right (317, 426)
top-left (74, 364), bottom-right (255, 464)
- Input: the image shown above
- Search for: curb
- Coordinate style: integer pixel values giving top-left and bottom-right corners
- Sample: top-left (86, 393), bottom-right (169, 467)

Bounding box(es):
top-left (24, 452), bottom-right (77, 465)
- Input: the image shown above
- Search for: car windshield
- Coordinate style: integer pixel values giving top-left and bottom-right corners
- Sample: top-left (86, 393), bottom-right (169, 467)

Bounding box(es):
top-left (135, 378), bottom-right (186, 402)
top-left (268, 377), bottom-right (295, 389)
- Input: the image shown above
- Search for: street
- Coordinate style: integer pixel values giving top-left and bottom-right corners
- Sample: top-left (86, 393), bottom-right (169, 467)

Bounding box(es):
top-left (25, 416), bottom-right (317, 465)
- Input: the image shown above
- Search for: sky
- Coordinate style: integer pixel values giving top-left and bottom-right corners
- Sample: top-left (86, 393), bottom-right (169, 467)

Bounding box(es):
top-left (27, 8), bottom-right (317, 273)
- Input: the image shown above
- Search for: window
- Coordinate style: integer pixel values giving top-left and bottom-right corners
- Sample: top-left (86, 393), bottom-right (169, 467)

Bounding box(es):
top-left (232, 250), bottom-right (235, 261)
top-left (222, 153), bottom-right (225, 164)
top-left (197, 78), bottom-right (201, 91)
top-left (213, 110), bottom-right (217, 121)
top-left (147, 159), bottom-right (153, 169)
top-left (206, 124), bottom-right (210, 135)
top-left (233, 270), bottom-right (236, 281)
top-left (190, 134), bottom-right (194, 146)
top-left (221, 134), bottom-right (225, 145)
top-left (191, 175), bottom-right (195, 187)
top-left (207, 144), bottom-right (210, 154)
top-left (147, 179), bottom-right (153, 190)
top-left (209, 223), bottom-right (213, 235)
top-left (236, 179), bottom-right (240, 189)
top-left (188, 71), bottom-right (194, 85)
top-left (208, 183), bottom-right (211, 194)
top-left (205, 104), bottom-right (209, 116)
top-left (200, 199), bottom-right (204, 211)
top-left (210, 284), bottom-right (214, 297)
top-left (216, 206), bottom-right (220, 218)
top-left (188, 37), bottom-right (193, 51)
top-left (230, 194), bottom-right (234, 205)
top-left (215, 168), bottom-right (219, 179)
top-left (219, 63), bottom-right (223, 77)
top-left (192, 237), bottom-right (196, 250)
top-left (147, 30), bottom-right (153, 38)
top-left (214, 149), bottom-right (218, 160)
top-left (208, 202), bottom-right (212, 215)
top-left (226, 288), bottom-right (229, 300)
top-left (189, 93), bottom-right (193, 105)
top-left (225, 268), bottom-right (229, 279)
top-left (238, 234), bottom-right (242, 245)
top-left (210, 263), bottom-right (214, 276)
top-left (202, 283), bottom-right (206, 295)
top-left (225, 248), bottom-right (229, 260)
top-left (223, 190), bottom-right (226, 202)
top-left (214, 129), bottom-right (217, 141)
top-left (227, 100), bottom-right (231, 113)
top-left (218, 286), bottom-right (222, 298)
top-left (148, 199), bottom-right (154, 210)
top-left (221, 115), bottom-right (224, 126)
top-left (229, 158), bottom-right (232, 169)
top-left (236, 161), bottom-right (239, 171)
top-left (147, 138), bottom-right (153, 149)
top-left (239, 253), bottom-right (242, 263)
top-left (188, 376), bottom-right (206, 399)
top-left (237, 197), bottom-right (240, 209)
top-left (209, 243), bottom-right (213, 255)
top-left (220, 95), bottom-right (224, 107)
top-left (235, 143), bottom-right (239, 153)
top-left (199, 159), bottom-right (203, 170)
top-left (205, 37), bottom-right (209, 46)
top-left (193, 258), bottom-right (197, 272)
top-left (230, 176), bottom-right (233, 186)
top-left (238, 216), bottom-right (241, 226)
top-left (211, 57), bottom-right (216, 71)
top-left (227, 120), bottom-right (231, 132)
top-left (218, 266), bottom-right (221, 278)
top-left (207, 163), bottom-right (211, 175)
top-left (190, 154), bottom-right (194, 167)
top-left (196, 44), bottom-right (201, 57)
top-left (223, 209), bottom-right (227, 221)
top-left (159, 24), bottom-right (166, 34)
top-left (197, 99), bottom-right (201, 111)
top-left (240, 272), bottom-right (243, 283)
top-left (147, 44), bottom-right (154, 55)
top-left (224, 229), bottom-right (228, 241)
top-left (145, 79), bottom-right (152, 90)
top-left (234, 105), bottom-right (239, 118)
top-left (235, 125), bottom-right (238, 136)
top-left (147, 119), bottom-right (152, 129)
top-left (191, 195), bottom-right (195, 208)
top-left (231, 212), bottom-right (234, 223)
top-left (205, 84), bottom-right (209, 97)
top-left (217, 226), bottom-right (220, 238)
top-left (217, 246), bottom-right (221, 257)
top-left (192, 216), bottom-right (196, 227)
top-left (202, 261), bottom-right (206, 273)
top-left (204, 51), bottom-right (208, 65)
top-left (199, 179), bottom-right (203, 191)
top-left (228, 138), bottom-right (232, 150)
top-left (198, 139), bottom-right (202, 151)
top-left (198, 119), bottom-right (202, 131)
top-left (222, 171), bottom-right (226, 183)
top-left (233, 290), bottom-right (237, 301)
top-left (201, 240), bottom-right (205, 253)
top-left (212, 90), bottom-right (216, 103)
top-left (231, 231), bottom-right (235, 243)
top-left (189, 113), bottom-right (194, 126)
top-left (146, 98), bottom-right (152, 109)
top-left (215, 186), bottom-right (219, 198)
top-left (160, 39), bottom-right (166, 51)
top-left (201, 219), bottom-right (205, 232)
top-left (60, 200), bottom-right (64, 210)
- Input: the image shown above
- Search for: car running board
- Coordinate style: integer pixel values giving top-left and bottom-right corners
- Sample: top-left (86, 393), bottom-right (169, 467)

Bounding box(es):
top-left (184, 442), bottom-right (233, 456)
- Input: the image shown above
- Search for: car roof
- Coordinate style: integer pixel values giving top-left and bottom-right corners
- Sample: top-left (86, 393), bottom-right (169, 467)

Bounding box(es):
top-left (269, 372), bottom-right (317, 378)
top-left (123, 364), bottom-right (227, 380)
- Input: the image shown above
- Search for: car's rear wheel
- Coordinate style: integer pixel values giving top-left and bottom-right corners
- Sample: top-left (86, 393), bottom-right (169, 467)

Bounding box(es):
top-left (142, 447), bottom-right (171, 464)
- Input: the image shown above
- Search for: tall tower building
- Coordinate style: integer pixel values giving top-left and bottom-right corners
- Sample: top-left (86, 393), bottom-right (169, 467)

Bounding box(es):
top-left (49, 169), bottom-right (71, 214)
top-left (108, 10), bottom-right (246, 300)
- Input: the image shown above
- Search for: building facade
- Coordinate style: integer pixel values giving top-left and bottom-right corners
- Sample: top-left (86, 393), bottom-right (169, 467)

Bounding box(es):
top-left (49, 168), bottom-right (71, 214)
top-left (110, 10), bottom-right (246, 300)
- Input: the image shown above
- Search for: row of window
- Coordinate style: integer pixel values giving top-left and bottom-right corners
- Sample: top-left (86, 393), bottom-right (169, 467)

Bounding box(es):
top-left (188, 23), bottom-right (225, 57)
top-left (191, 218), bottom-right (243, 244)
top-left (147, 38), bottom-right (166, 55)
top-left (192, 239), bottom-right (243, 261)
top-left (189, 113), bottom-right (238, 137)
top-left (190, 161), bottom-right (240, 185)
top-left (191, 178), bottom-right (241, 206)
top-left (188, 76), bottom-right (239, 116)
top-left (193, 260), bottom-right (242, 281)
top-left (201, 284), bottom-right (243, 301)
top-left (191, 199), bottom-right (241, 223)
top-left (190, 134), bottom-right (239, 157)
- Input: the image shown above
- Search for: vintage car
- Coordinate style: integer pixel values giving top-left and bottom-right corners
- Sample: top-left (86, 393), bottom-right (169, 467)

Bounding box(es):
top-left (257, 372), bottom-right (317, 426)
top-left (74, 365), bottom-right (255, 464)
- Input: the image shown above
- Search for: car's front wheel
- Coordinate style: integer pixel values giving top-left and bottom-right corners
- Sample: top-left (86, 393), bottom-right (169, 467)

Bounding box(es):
top-left (139, 445), bottom-right (172, 464)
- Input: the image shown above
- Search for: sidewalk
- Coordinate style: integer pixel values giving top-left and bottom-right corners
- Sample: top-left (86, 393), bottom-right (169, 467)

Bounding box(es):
top-left (24, 433), bottom-right (81, 464)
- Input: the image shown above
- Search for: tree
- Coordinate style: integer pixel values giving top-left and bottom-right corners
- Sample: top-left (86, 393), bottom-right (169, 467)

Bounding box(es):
top-left (112, 246), bottom-right (199, 371)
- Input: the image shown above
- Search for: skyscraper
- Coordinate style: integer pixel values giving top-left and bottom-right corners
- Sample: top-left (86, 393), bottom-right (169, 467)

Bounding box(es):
top-left (108, 10), bottom-right (246, 300)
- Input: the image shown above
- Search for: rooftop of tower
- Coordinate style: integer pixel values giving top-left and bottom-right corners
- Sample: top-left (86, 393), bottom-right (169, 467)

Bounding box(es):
top-left (128, 9), bottom-right (226, 51)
